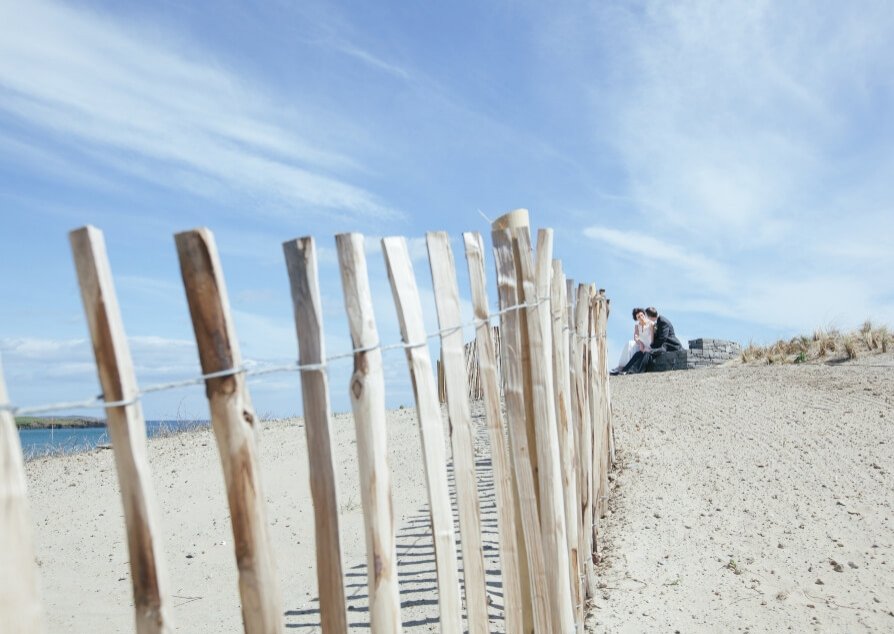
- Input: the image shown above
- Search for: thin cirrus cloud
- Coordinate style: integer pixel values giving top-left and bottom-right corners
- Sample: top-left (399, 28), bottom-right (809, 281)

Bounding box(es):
top-left (0, 0), bottom-right (398, 221)
top-left (583, 226), bottom-right (730, 293)
top-left (560, 1), bottom-right (894, 243)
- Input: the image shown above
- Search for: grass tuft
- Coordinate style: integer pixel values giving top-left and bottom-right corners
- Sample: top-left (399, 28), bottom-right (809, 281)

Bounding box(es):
top-left (742, 321), bottom-right (891, 365)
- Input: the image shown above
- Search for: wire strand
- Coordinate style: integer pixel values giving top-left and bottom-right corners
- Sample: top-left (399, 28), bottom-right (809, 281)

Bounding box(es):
top-left (1, 296), bottom-right (571, 416)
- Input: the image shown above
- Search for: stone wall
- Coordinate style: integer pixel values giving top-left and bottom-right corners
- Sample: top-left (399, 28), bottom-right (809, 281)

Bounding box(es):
top-left (687, 338), bottom-right (741, 369)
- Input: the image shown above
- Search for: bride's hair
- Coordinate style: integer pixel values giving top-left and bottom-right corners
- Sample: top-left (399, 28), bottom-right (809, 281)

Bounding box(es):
top-left (631, 307), bottom-right (644, 320)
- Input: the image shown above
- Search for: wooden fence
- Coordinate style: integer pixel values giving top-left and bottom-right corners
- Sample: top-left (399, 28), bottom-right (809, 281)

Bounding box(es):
top-left (0, 208), bottom-right (613, 633)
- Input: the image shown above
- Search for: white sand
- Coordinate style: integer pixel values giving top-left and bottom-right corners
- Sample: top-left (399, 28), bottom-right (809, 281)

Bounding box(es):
top-left (24, 405), bottom-right (507, 632)
top-left (25, 359), bottom-right (894, 632)
top-left (593, 359), bottom-right (894, 633)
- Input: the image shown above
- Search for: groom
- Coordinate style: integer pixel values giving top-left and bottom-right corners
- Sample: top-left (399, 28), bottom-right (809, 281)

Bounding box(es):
top-left (613, 307), bottom-right (682, 375)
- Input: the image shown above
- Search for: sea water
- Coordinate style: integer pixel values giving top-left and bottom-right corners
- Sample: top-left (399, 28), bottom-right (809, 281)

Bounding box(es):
top-left (18, 420), bottom-right (210, 459)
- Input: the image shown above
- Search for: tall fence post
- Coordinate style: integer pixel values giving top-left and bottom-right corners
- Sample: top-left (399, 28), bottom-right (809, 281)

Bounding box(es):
top-left (550, 260), bottom-right (582, 631)
top-left (426, 231), bottom-right (490, 634)
top-left (283, 237), bottom-right (348, 634)
top-left (335, 233), bottom-right (402, 634)
top-left (593, 292), bottom-right (610, 519)
top-left (573, 284), bottom-right (595, 600)
top-left (175, 228), bottom-right (283, 634)
top-left (492, 227), bottom-right (552, 633)
top-left (515, 228), bottom-right (575, 633)
top-left (463, 232), bottom-right (525, 634)
top-left (380, 236), bottom-right (463, 633)
top-left (491, 210), bottom-right (539, 513)
top-left (70, 226), bottom-right (173, 634)
top-left (0, 356), bottom-right (45, 634)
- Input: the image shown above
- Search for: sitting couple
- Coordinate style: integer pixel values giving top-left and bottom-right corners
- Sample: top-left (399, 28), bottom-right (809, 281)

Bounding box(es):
top-left (611, 307), bottom-right (682, 375)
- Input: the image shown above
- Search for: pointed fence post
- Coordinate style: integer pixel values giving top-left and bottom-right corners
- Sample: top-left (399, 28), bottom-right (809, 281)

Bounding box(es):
top-left (463, 232), bottom-right (525, 634)
top-left (593, 290), bottom-right (611, 518)
top-left (426, 231), bottom-right (491, 634)
top-left (573, 284), bottom-right (595, 600)
top-left (492, 228), bottom-right (552, 633)
top-left (514, 228), bottom-right (575, 633)
top-left (550, 260), bottom-right (582, 630)
top-left (335, 233), bottom-right (402, 634)
top-left (70, 226), bottom-right (173, 634)
top-left (490, 210), bottom-right (539, 513)
top-left (283, 237), bottom-right (348, 634)
top-left (0, 356), bottom-right (45, 633)
top-left (380, 236), bottom-right (463, 633)
top-left (175, 228), bottom-right (282, 634)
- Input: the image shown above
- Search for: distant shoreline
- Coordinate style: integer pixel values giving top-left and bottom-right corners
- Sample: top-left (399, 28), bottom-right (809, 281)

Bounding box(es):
top-left (15, 416), bottom-right (104, 429)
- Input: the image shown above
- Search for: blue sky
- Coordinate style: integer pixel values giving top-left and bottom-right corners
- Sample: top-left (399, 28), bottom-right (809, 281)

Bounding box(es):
top-left (1, 0), bottom-right (892, 418)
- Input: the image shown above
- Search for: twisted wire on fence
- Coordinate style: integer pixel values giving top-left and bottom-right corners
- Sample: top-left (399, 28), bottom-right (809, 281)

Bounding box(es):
top-left (2, 296), bottom-right (596, 417)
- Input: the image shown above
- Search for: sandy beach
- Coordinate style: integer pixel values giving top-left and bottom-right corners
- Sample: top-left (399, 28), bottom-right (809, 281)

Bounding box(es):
top-left (24, 404), bottom-right (506, 632)
top-left (595, 358), bottom-right (894, 633)
top-left (23, 357), bottom-right (894, 632)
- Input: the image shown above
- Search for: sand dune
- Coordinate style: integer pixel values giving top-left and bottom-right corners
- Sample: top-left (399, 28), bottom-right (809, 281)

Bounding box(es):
top-left (594, 358), bottom-right (894, 633)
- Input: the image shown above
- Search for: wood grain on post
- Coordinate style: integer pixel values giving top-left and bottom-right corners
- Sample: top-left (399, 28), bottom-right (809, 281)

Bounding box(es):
top-left (0, 357), bottom-right (45, 634)
top-left (585, 286), bottom-right (601, 559)
top-left (69, 226), bottom-right (172, 634)
top-left (491, 228), bottom-right (552, 634)
top-left (586, 287), bottom-right (604, 532)
top-left (566, 279), bottom-right (581, 512)
top-left (334, 233), bottom-right (402, 634)
top-left (598, 291), bottom-right (616, 468)
top-left (573, 284), bottom-right (595, 599)
top-left (283, 237), bottom-right (348, 634)
top-left (175, 229), bottom-right (282, 634)
top-left (380, 236), bottom-right (463, 633)
top-left (594, 292), bottom-right (611, 518)
top-left (425, 232), bottom-right (490, 634)
top-left (550, 260), bottom-right (582, 630)
top-left (490, 211), bottom-right (539, 513)
top-left (463, 232), bottom-right (525, 634)
top-left (513, 229), bottom-right (575, 633)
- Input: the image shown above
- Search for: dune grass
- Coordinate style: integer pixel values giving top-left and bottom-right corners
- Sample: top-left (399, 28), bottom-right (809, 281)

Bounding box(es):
top-left (741, 320), bottom-right (891, 365)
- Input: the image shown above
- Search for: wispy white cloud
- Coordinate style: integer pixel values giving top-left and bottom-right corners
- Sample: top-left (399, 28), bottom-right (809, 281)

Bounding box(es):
top-left (0, 0), bottom-right (399, 220)
top-left (331, 41), bottom-right (411, 80)
top-left (584, 225), bottom-right (730, 292)
top-left (540, 1), bottom-right (894, 339)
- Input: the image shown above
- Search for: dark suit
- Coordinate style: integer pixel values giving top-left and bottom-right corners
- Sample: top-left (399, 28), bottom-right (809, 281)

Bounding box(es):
top-left (650, 315), bottom-right (682, 352)
top-left (621, 315), bottom-right (681, 373)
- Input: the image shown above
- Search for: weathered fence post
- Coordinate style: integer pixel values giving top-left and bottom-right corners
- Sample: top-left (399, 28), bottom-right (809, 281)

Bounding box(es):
top-left (380, 236), bottom-right (463, 633)
top-left (0, 356), bottom-right (45, 634)
top-left (492, 227), bottom-right (552, 633)
top-left (175, 228), bottom-right (282, 634)
top-left (491, 210), bottom-right (539, 512)
top-left (335, 233), bottom-right (402, 634)
top-left (426, 231), bottom-right (491, 634)
top-left (573, 284), bottom-right (595, 599)
top-left (550, 260), bottom-right (582, 630)
top-left (70, 226), bottom-right (173, 634)
top-left (283, 237), bottom-right (348, 634)
top-left (593, 292), bottom-right (611, 519)
top-left (515, 228), bottom-right (575, 633)
top-left (463, 232), bottom-right (525, 634)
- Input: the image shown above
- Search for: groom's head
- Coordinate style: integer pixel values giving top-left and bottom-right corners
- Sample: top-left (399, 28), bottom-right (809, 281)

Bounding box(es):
top-left (645, 307), bottom-right (659, 319)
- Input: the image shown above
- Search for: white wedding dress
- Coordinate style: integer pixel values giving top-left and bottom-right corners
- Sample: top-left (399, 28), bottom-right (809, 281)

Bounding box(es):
top-left (616, 321), bottom-right (654, 370)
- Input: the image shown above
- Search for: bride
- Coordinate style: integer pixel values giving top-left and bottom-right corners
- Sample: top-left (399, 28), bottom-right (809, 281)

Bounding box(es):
top-left (614, 308), bottom-right (654, 371)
